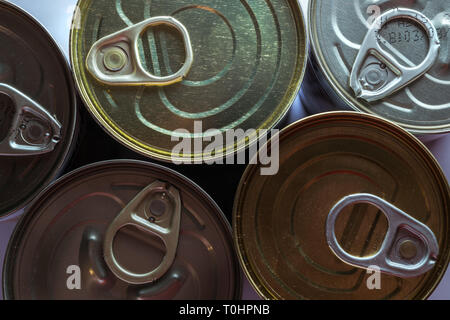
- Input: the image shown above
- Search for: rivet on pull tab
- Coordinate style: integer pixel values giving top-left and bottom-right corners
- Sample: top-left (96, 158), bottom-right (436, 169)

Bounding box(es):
top-left (86, 16), bottom-right (193, 86)
top-left (326, 194), bottom-right (439, 278)
top-left (0, 83), bottom-right (61, 156)
top-left (103, 180), bottom-right (181, 285)
top-left (350, 8), bottom-right (440, 102)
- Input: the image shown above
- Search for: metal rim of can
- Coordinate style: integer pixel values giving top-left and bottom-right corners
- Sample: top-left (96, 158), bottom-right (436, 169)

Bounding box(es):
top-left (308, 0), bottom-right (450, 135)
top-left (3, 159), bottom-right (242, 300)
top-left (69, 0), bottom-right (308, 163)
top-left (233, 111), bottom-right (450, 300)
top-left (0, 1), bottom-right (79, 217)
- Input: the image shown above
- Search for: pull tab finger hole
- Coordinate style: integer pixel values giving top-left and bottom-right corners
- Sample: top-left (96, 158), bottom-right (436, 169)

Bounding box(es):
top-left (378, 18), bottom-right (429, 67)
top-left (138, 24), bottom-right (187, 78)
top-left (333, 201), bottom-right (388, 258)
top-left (0, 93), bottom-right (15, 142)
top-left (113, 225), bottom-right (166, 276)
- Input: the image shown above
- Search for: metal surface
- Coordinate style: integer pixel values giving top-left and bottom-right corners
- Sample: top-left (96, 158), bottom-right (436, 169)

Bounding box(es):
top-left (104, 180), bottom-right (181, 284)
top-left (3, 160), bottom-right (241, 300)
top-left (349, 8), bottom-right (440, 102)
top-left (307, 0), bottom-right (450, 135)
top-left (1, 0), bottom-right (301, 302)
top-left (71, 0), bottom-right (307, 162)
top-left (234, 112), bottom-right (450, 300)
top-left (87, 16), bottom-right (194, 86)
top-left (3, 0), bottom-right (450, 301)
top-left (0, 1), bottom-right (77, 216)
top-left (326, 193), bottom-right (439, 278)
top-left (0, 84), bottom-right (62, 156)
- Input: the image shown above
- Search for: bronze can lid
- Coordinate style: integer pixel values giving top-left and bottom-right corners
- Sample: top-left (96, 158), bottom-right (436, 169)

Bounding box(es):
top-left (234, 112), bottom-right (450, 299)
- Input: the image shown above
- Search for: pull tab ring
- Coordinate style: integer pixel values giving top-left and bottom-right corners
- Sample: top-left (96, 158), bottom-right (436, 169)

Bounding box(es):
top-left (86, 16), bottom-right (193, 86)
top-left (326, 194), bottom-right (439, 278)
top-left (103, 180), bottom-right (181, 284)
top-left (350, 8), bottom-right (440, 102)
top-left (0, 83), bottom-right (61, 156)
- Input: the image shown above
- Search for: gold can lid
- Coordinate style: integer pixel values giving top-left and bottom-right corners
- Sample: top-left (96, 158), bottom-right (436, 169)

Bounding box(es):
top-left (70, 0), bottom-right (307, 162)
top-left (234, 112), bottom-right (450, 300)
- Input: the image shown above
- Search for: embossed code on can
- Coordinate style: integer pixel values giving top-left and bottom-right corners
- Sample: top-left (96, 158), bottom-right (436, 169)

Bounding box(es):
top-left (307, 0), bottom-right (450, 135)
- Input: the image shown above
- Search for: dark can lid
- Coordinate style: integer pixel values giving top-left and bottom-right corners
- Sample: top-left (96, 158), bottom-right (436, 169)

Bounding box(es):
top-left (234, 112), bottom-right (450, 299)
top-left (3, 160), bottom-right (241, 299)
top-left (70, 0), bottom-right (307, 162)
top-left (0, 2), bottom-right (78, 216)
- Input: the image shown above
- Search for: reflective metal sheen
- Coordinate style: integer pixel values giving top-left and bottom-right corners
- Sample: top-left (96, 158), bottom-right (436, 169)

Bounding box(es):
top-left (234, 112), bottom-right (450, 300)
top-left (349, 8), bottom-right (440, 102)
top-left (71, 0), bottom-right (307, 161)
top-left (308, 0), bottom-right (450, 135)
top-left (326, 193), bottom-right (439, 278)
top-left (86, 16), bottom-right (194, 86)
top-left (0, 84), bottom-right (62, 156)
top-left (104, 180), bottom-right (182, 285)
top-left (0, 2), bottom-right (77, 216)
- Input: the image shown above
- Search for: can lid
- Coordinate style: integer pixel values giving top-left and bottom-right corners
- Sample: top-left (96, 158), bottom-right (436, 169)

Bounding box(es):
top-left (4, 160), bottom-right (241, 299)
top-left (310, 1), bottom-right (450, 134)
top-left (103, 180), bottom-right (183, 285)
top-left (234, 112), bottom-right (450, 299)
top-left (0, 2), bottom-right (77, 216)
top-left (70, 0), bottom-right (307, 161)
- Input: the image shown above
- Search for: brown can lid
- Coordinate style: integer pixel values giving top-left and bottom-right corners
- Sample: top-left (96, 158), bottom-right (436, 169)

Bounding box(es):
top-left (4, 160), bottom-right (241, 299)
top-left (0, 2), bottom-right (77, 216)
top-left (234, 112), bottom-right (450, 300)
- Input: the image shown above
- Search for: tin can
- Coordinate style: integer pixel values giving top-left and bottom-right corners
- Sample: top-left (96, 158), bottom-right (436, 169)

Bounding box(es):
top-left (3, 160), bottom-right (241, 300)
top-left (70, 0), bottom-right (307, 162)
top-left (303, 0), bottom-right (450, 136)
top-left (233, 112), bottom-right (450, 300)
top-left (0, 2), bottom-right (78, 216)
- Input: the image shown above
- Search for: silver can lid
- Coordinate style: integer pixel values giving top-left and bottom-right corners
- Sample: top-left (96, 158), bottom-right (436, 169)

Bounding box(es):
top-left (310, 1), bottom-right (450, 134)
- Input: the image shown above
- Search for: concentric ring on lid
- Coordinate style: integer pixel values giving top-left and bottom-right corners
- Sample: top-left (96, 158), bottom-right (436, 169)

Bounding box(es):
top-left (70, 0), bottom-right (307, 162)
top-left (4, 160), bottom-right (241, 300)
top-left (0, 2), bottom-right (78, 216)
top-left (234, 111), bottom-right (450, 299)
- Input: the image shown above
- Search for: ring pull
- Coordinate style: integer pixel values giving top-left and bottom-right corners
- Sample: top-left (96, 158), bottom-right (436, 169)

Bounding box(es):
top-left (103, 180), bottom-right (181, 285)
top-left (0, 83), bottom-right (62, 156)
top-left (86, 16), bottom-right (193, 86)
top-left (325, 194), bottom-right (439, 278)
top-left (349, 8), bottom-right (440, 102)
